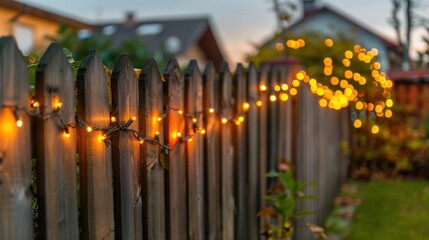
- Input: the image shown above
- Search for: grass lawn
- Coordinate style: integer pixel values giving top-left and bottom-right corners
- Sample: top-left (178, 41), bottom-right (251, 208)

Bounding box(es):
top-left (346, 180), bottom-right (429, 240)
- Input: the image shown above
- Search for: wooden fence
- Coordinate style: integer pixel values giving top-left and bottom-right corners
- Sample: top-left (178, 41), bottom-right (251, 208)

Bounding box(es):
top-left (0, 36), bottom-right (348, 240)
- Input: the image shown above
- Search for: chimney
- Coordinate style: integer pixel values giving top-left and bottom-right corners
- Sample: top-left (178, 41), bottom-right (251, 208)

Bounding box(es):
top-left (124, 11), bottom-right (136, 28)
top-left (303, 0), bottom-right (317, 13)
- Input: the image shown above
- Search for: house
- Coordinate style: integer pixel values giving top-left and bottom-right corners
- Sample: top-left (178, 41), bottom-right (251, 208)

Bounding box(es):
top-left (94, 14), bottom-right (226, 69)
top-left (0, 0), bottom-right (92, 54)
top-left (263, 0), bottom-right (402, 71)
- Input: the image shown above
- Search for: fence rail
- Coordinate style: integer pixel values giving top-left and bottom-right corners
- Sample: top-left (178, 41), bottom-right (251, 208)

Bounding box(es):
top-left (0, 36), bottom-right (348, 240)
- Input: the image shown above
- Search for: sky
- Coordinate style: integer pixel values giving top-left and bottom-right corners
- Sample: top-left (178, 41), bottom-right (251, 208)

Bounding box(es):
top-left (19, 0), bottom-right (429, 64)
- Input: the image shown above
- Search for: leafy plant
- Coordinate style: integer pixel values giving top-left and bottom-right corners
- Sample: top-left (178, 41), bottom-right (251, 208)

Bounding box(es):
top-left (258, 167), bottom-right (318, 239)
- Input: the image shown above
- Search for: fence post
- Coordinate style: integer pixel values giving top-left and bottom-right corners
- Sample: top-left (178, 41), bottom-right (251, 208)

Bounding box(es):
top-left (110, 54), bottom-right (142, 239)
top-left (267, 65), bottom-right (279, 188)
top-left (35, 43), bottom-right (79, 239)
top-left (77, 50), bottom-right (115, 240)
top-left (139, 59), bottom-right (166, 240)
top-left (202, 62), bottom-right (221, 239)
top-left (218, 62), bottom-right (234, 240)
top-left (0, 36), bottom-right (33, 240)
top-left (163, 59), bottom-right (187, 240)
top-left (184, 60), bottom-right (206, 239)
top-left (246, 63), bottom-right (259, 240)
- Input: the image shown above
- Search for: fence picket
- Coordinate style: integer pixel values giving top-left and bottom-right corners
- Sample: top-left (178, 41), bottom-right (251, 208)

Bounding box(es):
top-left (35, 43), bottom-right (78, 240)
top-left (218, 62), bottom-right (234, 240)
top-left (267, 65), bottom-right (279, 188)
top-left (0, 36), bottom-right (33, 240)
top-left (246, 63), bottom-right (259, 240)
top-left (184, 60), bottom-right (206, 239)
top-left (110, 54), bottom-right (142, 240)
top-left (139, 59), bottom-right (166, 240)
top-left (77, 50), bottom-right (115, 240)
top-left (163, 59), bottom-right (187, 240)
top-left (202, 62), bottom-right (222, 239)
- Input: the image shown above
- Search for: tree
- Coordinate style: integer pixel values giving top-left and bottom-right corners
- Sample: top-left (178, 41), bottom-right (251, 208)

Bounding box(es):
top-left (389, 0), bottom-right (413, 70)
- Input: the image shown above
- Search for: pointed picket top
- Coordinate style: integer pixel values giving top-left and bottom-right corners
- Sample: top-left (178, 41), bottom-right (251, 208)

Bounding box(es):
top-left (35, 43), bottom-right (78, 240)
top-left (163, 59), bottom-right (187, 240)
top-left (110, 54), bottom-right (142, 240)
top-left (219, 62), bottom-right (233, 118)
top-left (77, 50), bottom-right (115, 240)
top-left (0, 36), bottom-right (33, 240)
top-left (0, 36), bottom-right (29, 107)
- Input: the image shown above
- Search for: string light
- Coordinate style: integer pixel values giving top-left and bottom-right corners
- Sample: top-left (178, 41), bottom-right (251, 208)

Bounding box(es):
top-left (16, 118), bottom-right (23, 127)
top-left (243, 102), bottom-right (250, 111)
top-left (260, 84), bottom-right (267, 92)
top-left (221, 118), bottom-right (228, 124)
top-left (86, 126), bottom-right (93, 132)
top-left (111, 116), bottom-right (117, 123)
top-left (209, 108), bottom-right (214, 113)
top-left (256, 100), bottom-right (263, 107)
top-left (269, 95), bottom-right (277, 102)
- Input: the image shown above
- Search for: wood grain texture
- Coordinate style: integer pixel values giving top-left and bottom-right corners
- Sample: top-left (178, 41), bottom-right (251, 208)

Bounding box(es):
top-left (218, 62), bottom-right (234, 240)
top-left (110, 54), bottom-right (142, 240)
top-left (0, 36), bottom-right (33, 240)
top-left (163, 59), bottom-right (187, 240)
top-left (202, 62), bottom-right (221, 240)
top-left (35, 43), bottom-right (79, 240)
top-left (184, 60), bottom-right (206, 240)
top-left (139, 59), bottom-right (166, 240)
top-left (266, 65), bottom-right (279, 188)
top-left (246, 63), bottom-right (259, 240)
top-left (77, 50), bottom-right (115, 240)
top-left (232, 64), bottom-right (248, 240)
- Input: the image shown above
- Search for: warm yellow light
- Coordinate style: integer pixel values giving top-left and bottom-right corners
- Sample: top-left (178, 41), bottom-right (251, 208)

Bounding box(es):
top-left (111, 116), bottom-right (117, 122)
top-left (290, 88), bottom-right (298, 96)
top-left (188, 138), bottom-right (193, 142)
top-left (355, 101), bottom-right (364, 110)
top-left (64, 132), bottom-right (71, 138)
top-left (297, 39), bottom-right (305, 47)
top-left (316, 88), bottom-right (325, 96)
top-left (371, 125), bottom-right (380, 134)
top-left (385, 109), bottom-right (393, 118)
top-left (243, 102), bottom-right (250, 111)
top-left (16, 118), bottom-right (23, 127)
top-left (281, 83), bottom-right (289, 91)
top-left (373, 62), bottom-right (381, 70)
top-left (260, 84), bottom-right (267, 92)
top-left (269, 95), bottom-right (277, 102)
top-left (139, 139), bottom-right (144, 144)
top-left (256, 100), bottom-right (263, 107)
top-left (209, 108), bottom-right (215, 113)
top-left (280, 93), bottom-right (289, 102)
top-left (55, 101), bottom-right (63, 110)
top-left (340, 80), bottom-right (349, 89)
top-left (176, 132), bottom-right (182, 138)
top-left (157, 117), bottom-right (162, 122)
top-left (345, 50), bottom-right (353, 59)
top-left (309, 78), bottom-right (317, 86)
top-left (344, 70), bottom-right (353, 79)
top-left (296, 72), bottom-right (305, 80)
top-left (323, 57), bottom-right (332, 65)
top-left (375, 105), bottom-right (383, 113)
top-left (292, 80), bottom-right (300, 87)
top-left (238, 116), bottom-right (245, 122)
top-left (319, 99), bottom-right (328, 107)
top-left (32, 101), bottom-right (40, 108)
top-left (131, 116), bottom-right (137, 121)
top-left (178, 110), bottom-right (183, 115)
top-left (192, 118), bottom-right (197, 123)
top-left (275, 42), bottom-right (284, 51)
top-left (273, 85), bottom-right (280, 92)
top-left (155, 131), bottom-right (160, 137)
top-left (342, 59), bottom-right (351, 67)
top-left (331, 77), bottom-right (339, 85)
top-left (354, 45), bottom-right (362, 53)
top-left (367, 103), bottom-right (374, 111)
top-left (325, 38), bottom-right (334, 47)
top-left (200, 129), bottom-right (206, 134)
top-left (101, 134), bottom-right (107, 141)
top-left (86, 126), bottom-right (93, 132)
top-left (353, 119), bottom-right (362, 128)
top-left (221, 118), bottom-right (228, 124)
top-left (386, 99), bottom-right (393, 108)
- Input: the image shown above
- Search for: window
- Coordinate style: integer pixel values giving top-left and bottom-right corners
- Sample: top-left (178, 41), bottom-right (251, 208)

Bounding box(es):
top-left (13, 24), bottom-right (34, 54)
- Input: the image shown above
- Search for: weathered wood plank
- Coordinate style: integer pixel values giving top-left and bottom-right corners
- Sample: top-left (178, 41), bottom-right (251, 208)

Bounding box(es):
top-left (184, 60), bottom-right (205, 240)
top-left (258, 64), bottom-right (270, 236)
top-left (139, 59), bottom-right (166, 240)
top-left (111, 54), bottom-right (142, 240)
top-left (77, 50), bottom-right (115, 240)
top-left (246, 63), bottom-right (259, 240)
top-left (163, 59), bottom-right (187, 240)
top-left (233, 64), bottom-right (248, 240)
top-left (202, 62), bottom-right (221, 239)
top-left (35, 43), bottom-right (78, 240)
top-left (0, 36), bottom-right (33, 240)
top-left (267, 65), bottom-right (279, 188)
top-left (218, 62), bottom-right (234, 240)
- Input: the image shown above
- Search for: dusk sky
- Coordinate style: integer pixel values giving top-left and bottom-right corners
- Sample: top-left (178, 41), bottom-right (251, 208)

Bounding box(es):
top-left (19, 0), bottom-right (429, 63)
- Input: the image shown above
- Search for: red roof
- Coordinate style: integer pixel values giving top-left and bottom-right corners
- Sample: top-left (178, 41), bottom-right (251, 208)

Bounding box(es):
top-left (389, 68), bottom-right (429, 82)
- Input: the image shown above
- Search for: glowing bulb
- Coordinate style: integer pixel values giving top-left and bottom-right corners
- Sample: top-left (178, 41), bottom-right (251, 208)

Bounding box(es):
top-left (111, 116), bottom-right (117, 122)
top-left (281, 83), bottom-right (289, 91)
top-left (290, 88), bottom-right (297, 96)
top-left (32, 101), bottom-right (40, 108)
top-left (176, 132), bottom-right (182, 138)
top-left (157, 117), bottom-right (162, 122)
top-left (192, 118), bottom-right (197, 123)
top-left (256, 100), bottom-right (263, 107)
top-left (221, 118), bottom-right (228, 124)
top-left (280, 93), bottom-right (289, 102)
top-left (325, 38), bottom-right (334, 47)
top-left (188, 138), bottom-right (193, 142)
top-left (274, 85), bottom-right (281, 92)
top-left (292, 80), bottom-right (300, 87)
top-left (385, 109), bottom-right (393, 118)
top-left (386, 99), bottom-right (393, 108)
top-left (86, 126), bottom-right (93, 132)
top-left (355, 101), bottom-right (364, 110)
top-left (371, 125), bottom-right (379, 134)
top-left (200, 129), bottom-right (206, 134)
top-left (260, 84), bottom-right (267, 92)
top-left (155, 131), bottom-right (160, 137)
top-left (243, 102), bottom-right (250, 111)
top-left (131, 116), bottom-right (137, 121)
top-left (139, 139), bottom-right (144, 144)
top-left (353, 119), bottom-right (362, 128)
top-left (209, 108), bottom-right (215, 113)
top-left (178, 110), bottom-right (183, 115)
top-left (55, 102), bottom-right (63, 110)
top-left (101, 135), bottom-right (107, 141)
top-left (319, 99), bottom-right (328, 107)
top-left (269, 95), bottom-right (277, 102)
top-left (238, 116), bottom-right (245, 122)
top-left (16, 118), bottom-right (23, 127)
top-left (235, 120), bottom-right (241, 126)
